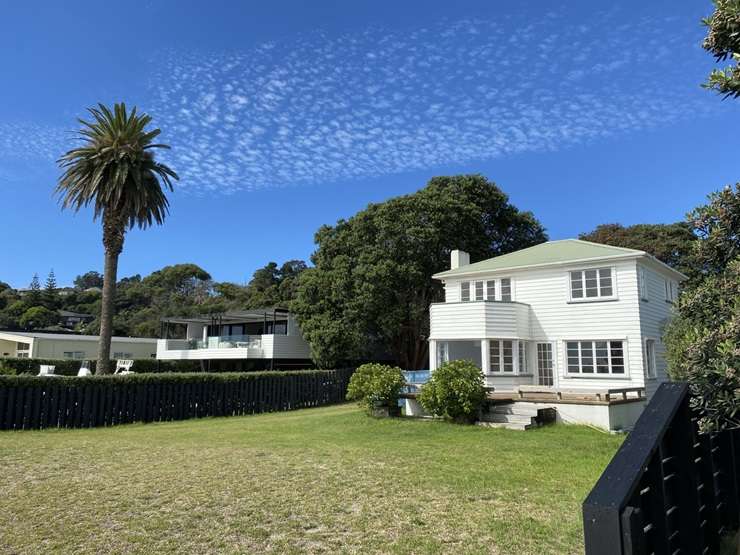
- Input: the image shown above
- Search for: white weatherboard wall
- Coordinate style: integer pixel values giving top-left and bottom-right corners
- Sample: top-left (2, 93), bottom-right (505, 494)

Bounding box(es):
top-left (637, 263), bottom-right (676, 398)
top-left (438, 258), bottom-right (649, 393)
top-left (0, 332), bottom-right (156, 360)
top-left (430, 302), bottom-right (531, 339)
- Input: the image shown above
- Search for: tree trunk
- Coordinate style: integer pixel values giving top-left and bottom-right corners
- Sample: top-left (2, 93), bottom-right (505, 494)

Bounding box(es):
top-left (97, 211), bottom-right (125, 375)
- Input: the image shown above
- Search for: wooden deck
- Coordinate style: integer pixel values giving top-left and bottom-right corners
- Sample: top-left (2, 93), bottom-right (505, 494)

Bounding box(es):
top-left (402, 384), bottom-right (645, 406)
top-left (487, 386), bottom-right (645, 406)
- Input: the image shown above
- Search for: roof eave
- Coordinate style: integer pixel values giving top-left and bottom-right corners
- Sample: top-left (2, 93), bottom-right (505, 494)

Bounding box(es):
top-left (433, 251), bottom-right (646, 280)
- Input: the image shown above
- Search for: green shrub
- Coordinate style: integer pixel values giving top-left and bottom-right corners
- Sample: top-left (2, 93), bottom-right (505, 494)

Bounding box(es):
top-left (418, 360), bottom-right (486, 423)
top-left (0, 358), bottom-right (204, 376)
top-left (346, 363), bottom-right (405, 414)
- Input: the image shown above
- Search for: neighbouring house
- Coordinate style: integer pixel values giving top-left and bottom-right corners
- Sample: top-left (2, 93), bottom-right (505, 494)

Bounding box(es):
top-left (422, 239), bottom-right (686, 431)
top-left (156, 307), bottom-right (312, 370)
top-left (57, 310), bottom-right (94, 329)
top-left (0, 331), bottom-right (158, 360)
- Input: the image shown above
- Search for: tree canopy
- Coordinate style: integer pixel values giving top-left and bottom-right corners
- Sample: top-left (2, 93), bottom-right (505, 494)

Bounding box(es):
top-left (291, 175), bottom-right (547, 369)
top-left (579, 222), bottom-right (697, 275)
top-left (664, 184), bottom-right (740, 431)
top-left (703, 0), bottom-right (740, 98)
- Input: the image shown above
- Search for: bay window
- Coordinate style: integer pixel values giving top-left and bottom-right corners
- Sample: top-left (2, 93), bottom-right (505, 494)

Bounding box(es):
top-left (488, 339), bottom-right (528, 374)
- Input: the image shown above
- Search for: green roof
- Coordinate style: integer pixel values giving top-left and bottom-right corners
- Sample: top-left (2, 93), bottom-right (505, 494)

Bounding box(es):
top-left (435, 239), bottom-right (647, 278)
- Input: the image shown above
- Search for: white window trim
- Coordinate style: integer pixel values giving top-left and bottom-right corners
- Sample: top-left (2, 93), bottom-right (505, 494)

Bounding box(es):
top-left (638, 267), bottom-right (648, 301)
top-left (562, 339), bottom-right (630, 379)
top-left (458, 277), bottom-right (513, 302)
top-left (567, 266), bottom-right (619, 303)
top-left (536, 341), bottom-right (557, 387)
top-left (644, 338), bottom-right (657, 380)
top-left (488, 339), bottom-right (529, 375)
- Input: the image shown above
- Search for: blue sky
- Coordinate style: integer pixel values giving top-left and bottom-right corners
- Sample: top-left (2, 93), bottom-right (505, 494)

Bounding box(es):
top-left (1, 0), bottom-right (737, 289)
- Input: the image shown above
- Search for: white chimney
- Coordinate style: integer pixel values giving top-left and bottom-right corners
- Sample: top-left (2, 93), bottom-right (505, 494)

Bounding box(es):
top-left (450, 250), bottom-right (470, 269)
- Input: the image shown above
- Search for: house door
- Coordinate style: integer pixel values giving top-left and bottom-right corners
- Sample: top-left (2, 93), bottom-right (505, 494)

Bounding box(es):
top-left (536, 343), bottom-right (554, 386)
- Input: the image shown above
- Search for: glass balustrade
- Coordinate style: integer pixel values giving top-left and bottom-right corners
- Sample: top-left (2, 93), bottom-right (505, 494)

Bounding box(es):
top-left (178, 335), bottom-right (262, 350)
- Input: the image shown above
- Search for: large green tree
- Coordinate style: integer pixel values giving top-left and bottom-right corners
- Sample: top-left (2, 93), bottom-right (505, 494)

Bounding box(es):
top-left (291, 175), bottom-right (547, 369)
top-left (56, 103), bottom-right (178, 374)
top-left (579, 223), bottom-right (697, 276)
top-left (703, 0), bottom-right (740, 98)
top-left (664, 185), bottom-right (740, 431)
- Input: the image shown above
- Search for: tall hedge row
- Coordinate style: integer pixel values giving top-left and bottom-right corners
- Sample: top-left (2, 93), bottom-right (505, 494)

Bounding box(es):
top-left (0, 358), bottom-right (203, 376)
top-left (0, 368), bottom-right (355, 430)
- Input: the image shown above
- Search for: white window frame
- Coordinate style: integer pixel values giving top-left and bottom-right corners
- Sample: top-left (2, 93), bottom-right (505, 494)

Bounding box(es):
top-left (664, 279), bottom-right (678, 303)
top-left (459, 277), bottom-right (513, 302)
top-left (436, 342), bottom-right (449, 367)
top-left (644, 338), bottom-right (657, 379)
top-left (474, 280), bottom-right (484, 301)
top-left (568, 267), bottom-right (617, 303)
top-left (638, 267), bottom-right (648, 300)
top-left (113, 352), bottom-right (133, 360)
top-left (460, 281), bottom-right (470, 302)
top-left (488, 339), bottom-right (526, 375)
top-left (63, 351), bottom-right (85, 360)
top-left (564, 339), bottom-right (629, 378)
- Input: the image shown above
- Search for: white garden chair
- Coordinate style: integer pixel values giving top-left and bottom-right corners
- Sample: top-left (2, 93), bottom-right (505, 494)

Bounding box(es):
top-left (38, 365), bottom-right (57, 377)
top-left (77, 361), bottom-right (92, 377)
top-left (114, 359), bottom-right (134, 375)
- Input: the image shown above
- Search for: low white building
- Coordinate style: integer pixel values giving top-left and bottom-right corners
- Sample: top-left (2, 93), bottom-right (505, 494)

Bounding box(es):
top-left (424, 239), bottom-right (686, 431)
top-left (0, 331), bottom-right (157, 360)
top-left (156, 308), bottom-right (312, 370)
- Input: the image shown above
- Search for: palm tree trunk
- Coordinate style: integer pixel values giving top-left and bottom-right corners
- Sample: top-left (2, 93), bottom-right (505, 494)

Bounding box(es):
top-left (97, 211), bottom-right (125, 375)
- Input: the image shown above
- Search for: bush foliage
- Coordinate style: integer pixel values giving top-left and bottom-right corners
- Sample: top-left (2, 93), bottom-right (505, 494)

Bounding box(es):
top-left (0, 357), bottom-right (203, 376)
top-left (418, 360), bottom-right (486, 423)
top-left (346, 363), bottom-right (405, 414)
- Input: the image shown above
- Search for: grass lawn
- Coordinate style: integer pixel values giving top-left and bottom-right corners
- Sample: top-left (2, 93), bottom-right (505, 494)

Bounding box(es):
top-left (0, 404), bottom-right (622, 554)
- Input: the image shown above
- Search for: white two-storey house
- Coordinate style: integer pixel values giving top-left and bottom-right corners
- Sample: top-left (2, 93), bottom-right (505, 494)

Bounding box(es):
top-left (427, 240), bottom-right (685, 429)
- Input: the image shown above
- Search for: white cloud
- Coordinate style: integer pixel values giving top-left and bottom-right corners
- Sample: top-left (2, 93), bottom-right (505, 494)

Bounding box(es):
top-left (0, 11), bottom-right (713, 194)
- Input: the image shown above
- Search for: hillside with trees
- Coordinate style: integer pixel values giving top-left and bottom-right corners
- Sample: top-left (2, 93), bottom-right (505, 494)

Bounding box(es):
top-left (0, 261), bottom-right (307, 338)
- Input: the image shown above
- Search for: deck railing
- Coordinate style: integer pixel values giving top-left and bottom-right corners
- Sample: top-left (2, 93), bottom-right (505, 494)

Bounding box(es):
top-left (582, 382), bottom-right (740, 554)
top-left (161, 336), bottom-right (263, 351)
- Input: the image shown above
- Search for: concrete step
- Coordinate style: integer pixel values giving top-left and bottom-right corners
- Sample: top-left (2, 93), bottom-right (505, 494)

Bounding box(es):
top-left (490, 404), bottom-right (541, 417)
top-left (481, 413), bottom-right (536, 425)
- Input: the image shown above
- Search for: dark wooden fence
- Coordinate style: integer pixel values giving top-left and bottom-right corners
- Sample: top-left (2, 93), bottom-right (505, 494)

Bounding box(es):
top-left (0, 368), bottom-right (354, 431)
top-left (582, 382), bottom-right (740, 554)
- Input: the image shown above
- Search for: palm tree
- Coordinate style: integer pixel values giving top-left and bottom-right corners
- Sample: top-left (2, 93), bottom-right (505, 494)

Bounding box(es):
top-left (56, 103), bottom-right (178, 374)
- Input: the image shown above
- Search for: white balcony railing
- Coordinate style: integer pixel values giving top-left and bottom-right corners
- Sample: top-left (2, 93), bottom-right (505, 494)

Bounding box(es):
top-left (161, 335), bottom-right (262, 351)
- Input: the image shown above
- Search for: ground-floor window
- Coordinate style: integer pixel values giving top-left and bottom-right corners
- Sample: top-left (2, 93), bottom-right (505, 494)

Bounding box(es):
top-left (488, 339), bottom-right (530, 374)
top-left (436, 342), bottom-right (449, 367)
top-left (113, 352), bottom-right (133, 359)
top-left (644, 339), bottom-right (656, 379)
top-left (566, 340), bottom-right (625, 375)
top-left (63, 351), bottom-right (85, 360)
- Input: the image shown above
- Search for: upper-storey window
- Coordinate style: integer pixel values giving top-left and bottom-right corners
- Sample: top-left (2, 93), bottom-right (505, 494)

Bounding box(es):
top-left (474, 281), bottom-right (484, 300)
top-left (500, 278), bottom-right (512, 301)
top-left (569, 268), bottom-right (614, 301)
top-left (459, 278), bottom-right (512, 302)
top-left (486, 280), bottom-right (495, 300)
top-left (664, 279), bottom-right (678, 302)
top-left (461, 281), bottom-right (470, 302)
top-left (638, 267), bottom-right (648, 300)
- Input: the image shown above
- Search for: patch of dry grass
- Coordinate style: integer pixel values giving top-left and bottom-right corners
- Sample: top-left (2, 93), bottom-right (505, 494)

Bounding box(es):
top-left (0, 404), bottom-right (622, 554)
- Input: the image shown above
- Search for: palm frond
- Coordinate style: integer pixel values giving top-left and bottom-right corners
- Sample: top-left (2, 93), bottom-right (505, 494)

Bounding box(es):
top-left (56, 102), bottom-right (178, 229)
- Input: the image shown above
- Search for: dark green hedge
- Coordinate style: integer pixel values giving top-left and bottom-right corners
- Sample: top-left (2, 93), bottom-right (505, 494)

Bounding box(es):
top-left (0, 358), bottom-right (202, 376)
top-left (0, 368), bottom-right (355, 430)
